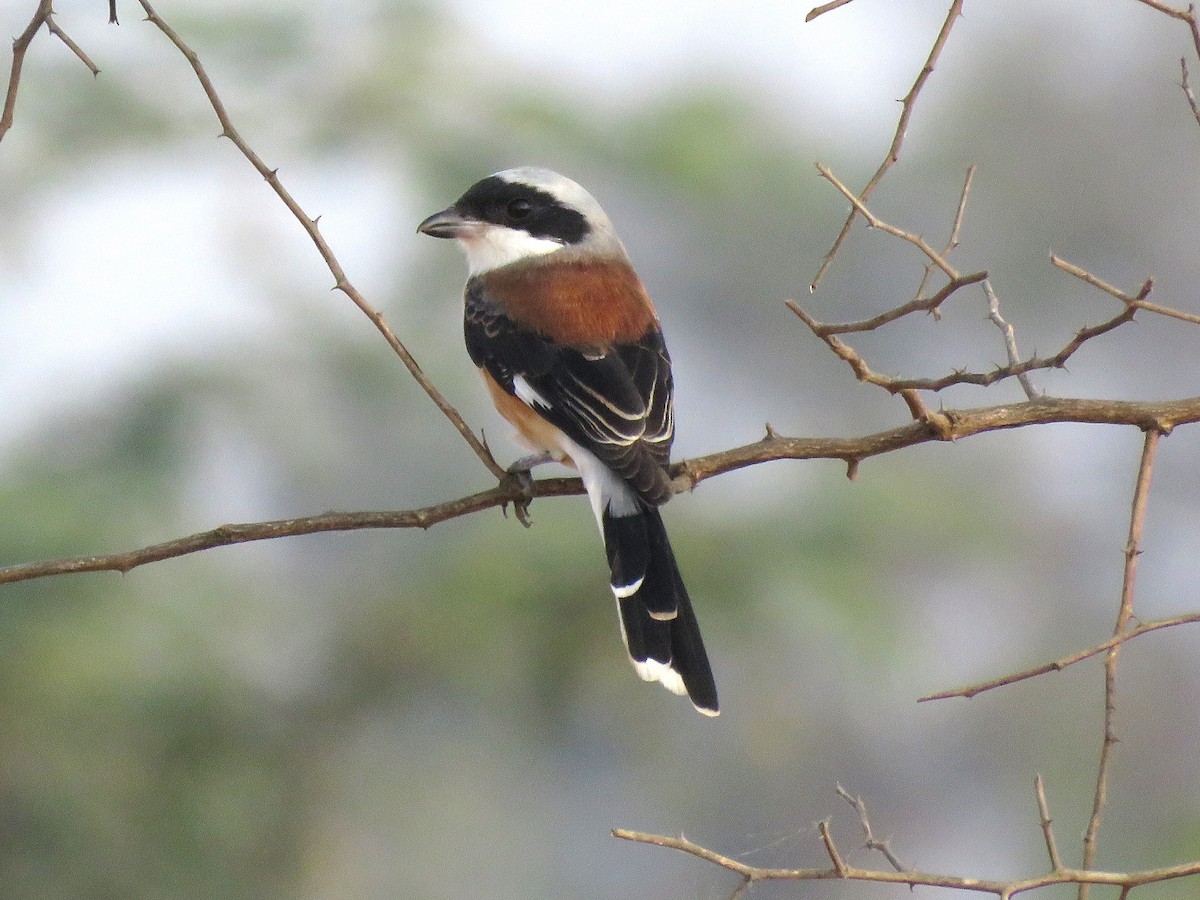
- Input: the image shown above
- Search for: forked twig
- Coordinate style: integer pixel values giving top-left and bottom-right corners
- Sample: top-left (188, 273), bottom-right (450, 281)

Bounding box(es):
top-left (984, 280), bottom-right (1041, 399)
top-left (612, 822), bottom-right (1200, 895)
top-left (1052, 254), bottom-right (1200, 325)
top-left (914, 165), bottom-right (976, 306)
top-left (836, 784), bottom-right (908, 872)
top-left (811, 0), bottom-right (966, 290)
top-left (2, 0), bottom-right (52, 142)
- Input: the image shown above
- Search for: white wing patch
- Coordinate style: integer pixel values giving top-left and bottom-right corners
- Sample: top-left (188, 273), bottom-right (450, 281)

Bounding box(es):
top-left (513, 375), bottom-right (552, 410)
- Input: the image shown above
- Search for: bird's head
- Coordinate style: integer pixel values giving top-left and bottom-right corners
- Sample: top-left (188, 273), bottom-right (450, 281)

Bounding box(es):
top-left (417, 167), bottom-right (627, 275)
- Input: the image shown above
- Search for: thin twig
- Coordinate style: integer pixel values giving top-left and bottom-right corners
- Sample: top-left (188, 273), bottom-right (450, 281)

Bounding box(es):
top-left (1052, 254), bottom-right (1200, 324)
top-left (1, 0), bottom-right (54, 143)
top-left (5, 395), bottom-right (1200, 587)
top-left (1132, 0), bottom-right (1200, 61)
top-left (984, 280), bottom-right (1041, 399)
top-left (1079, 429), bottom-right (1161, 899)
top-left (816, 163), bottom-right (963, 280)
top-left (135, 0), bottom-right (505, 479)
top-left (811, 0), bottom-right (965, 290)
top-left (1183, 57), bottom-right (1200, 128)
top-left (1035, 775), bottom-right (1064, 872)
top-left (788, 299), bottom-right (1136, 395)
top-left (808, 271), bottom-right (988, 335)
top-left (836, 784), bottom-right (908, 872)
top-left (918, 610), bottom-right (1200, 701)
top-left (817, 820), bottom-right (847, 876)
top-left (914, 165), bottom-right (976, 306)
top-left (612, 826), bottom-right (1200, 894)
top-left (805, 0), bottom-right (857, 22)
top-left (45, 12), bottom-right (99, 75)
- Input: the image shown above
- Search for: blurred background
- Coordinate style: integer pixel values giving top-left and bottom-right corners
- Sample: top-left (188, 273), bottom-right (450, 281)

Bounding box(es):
top-left (2, 1), bottom-right (1200, 897)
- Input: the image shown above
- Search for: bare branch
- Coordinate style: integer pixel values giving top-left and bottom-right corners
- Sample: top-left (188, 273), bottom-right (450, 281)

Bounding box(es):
top-left (1079, 429), bottom-right (1160, 898)
top-left (811, 0), bottom-right (965, 290)
top-left (804, 271), bottom-right (988, 335)
top-left (135, 0), bottom-right (505, 479)
top-left (1052, 254), bottom-right (1200, 325)
top-left (1183, 57), bottom-right (1200, 128)
top-left (805, 0), bottom-right (857, 23)
top-left (5, 396), bottom-right (1200, 587)
top-left (1132, 0), bottom-right (1200, 62)
top-left (918, 610), bottom-right (1200, 701)
top-left (789, 298), bottom-right (1137, 396)
top-left (984, 280), bottom-right (1041, 399)
top-left (836, 784), bottom-right (909, 872)
top-left (613, 825), bottom-right (1200, 895)
top-left (1035, 775), bottom-right (1064, 873)
top-left (816, 163), bottom-right (965, 281)
top-left (45, 11), bottom-right (98, 75)
top-left (1, 0), bottom-right (53, 143)
top-left (817, 820), bottom-right (847, 876)
top-left (914, 165), bottom-right (976, 306)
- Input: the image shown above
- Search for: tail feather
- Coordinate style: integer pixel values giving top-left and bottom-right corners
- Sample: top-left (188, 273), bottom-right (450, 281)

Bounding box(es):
top-left (606, 505), bottom-right (718, 716)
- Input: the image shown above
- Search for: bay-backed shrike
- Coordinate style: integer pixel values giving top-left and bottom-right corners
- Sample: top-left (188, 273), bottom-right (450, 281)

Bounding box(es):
top-left (419, 168), bottom-right (717, 716)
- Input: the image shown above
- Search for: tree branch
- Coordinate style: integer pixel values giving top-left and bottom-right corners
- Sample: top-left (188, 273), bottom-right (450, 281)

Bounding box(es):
top-left (1079, 428), bottom-right (1160, 899)
top-left (1132, 0), bottom-right (1200, 63)
top-left (612, 824), bottom-right (1200, 896)
top-left (810, 0), bottom-right (965, 290)
top-left (1, 0), bottom-right (53, 143)
top-left (135, 0), bottom-right (505, 479)
top-left (4, 396), bottom-right (1200, 586)
top-left (1035, 775), bottom-right (1064, 873)
top-left (917, 610), bottom-right (1200, 702)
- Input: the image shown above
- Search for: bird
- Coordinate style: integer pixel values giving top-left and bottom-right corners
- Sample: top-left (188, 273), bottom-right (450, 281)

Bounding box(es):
top-left (417, 167), bottom-right (718, 716)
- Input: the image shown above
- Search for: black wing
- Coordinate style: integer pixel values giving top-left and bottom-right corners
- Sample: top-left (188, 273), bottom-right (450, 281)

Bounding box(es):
top-left (465, 281), bottom-right (675, 505)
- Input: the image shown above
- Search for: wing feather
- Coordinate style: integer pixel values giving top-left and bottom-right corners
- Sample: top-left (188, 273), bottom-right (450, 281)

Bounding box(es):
top-left (465, 280), bottom-right (675, 504)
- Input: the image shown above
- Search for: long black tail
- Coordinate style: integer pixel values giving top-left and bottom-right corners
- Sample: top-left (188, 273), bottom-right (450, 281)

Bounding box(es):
top-left (602, 505), bottom-right (718, 716)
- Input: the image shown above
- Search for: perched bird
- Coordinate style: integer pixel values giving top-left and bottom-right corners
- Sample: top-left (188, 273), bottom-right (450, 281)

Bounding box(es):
top-left (418, 167), bottom-right (718, 716)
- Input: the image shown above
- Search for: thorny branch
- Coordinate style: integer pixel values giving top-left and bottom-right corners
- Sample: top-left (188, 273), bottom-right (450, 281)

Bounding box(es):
top-left (1079, 429), bottom-right (1160, 899)
top-left (1132, 0), bottom-right (1200, 64)
top-left (913, 165), bottom-right (976, 308)
top-left (984, 280), bottom-right (1040, 399)
top-left (4, 395), bottom-right (1199, 586)
top-left (135, 0), bottom-right (506, 480)
top-left (1, 1), bottom-right (97, 143)
top-left (809, 0), bottom-right (965, 291)
top-left (917, 610), bottom-right (1200, 702)
top-left (835, 784), bottom-right (908, 872)
top-left (613, 821), bottom-right (1200, 899)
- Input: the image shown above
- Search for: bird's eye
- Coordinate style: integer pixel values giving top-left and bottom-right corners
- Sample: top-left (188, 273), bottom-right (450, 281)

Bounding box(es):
top-left (506, 198), bottom-right (533, 220)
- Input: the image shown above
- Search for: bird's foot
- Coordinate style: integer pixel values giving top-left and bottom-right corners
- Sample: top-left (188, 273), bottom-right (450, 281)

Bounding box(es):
top-left (501, 453), bottom-right (554, 528)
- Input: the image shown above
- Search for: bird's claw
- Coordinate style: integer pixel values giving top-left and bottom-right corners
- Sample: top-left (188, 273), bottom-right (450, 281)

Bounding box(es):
top-left (501, 454), bottom-right (550, 528)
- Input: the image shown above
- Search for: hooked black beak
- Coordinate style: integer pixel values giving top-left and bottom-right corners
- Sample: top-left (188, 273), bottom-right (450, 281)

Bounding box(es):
top-left (417, 206), bottom-right (474, 239)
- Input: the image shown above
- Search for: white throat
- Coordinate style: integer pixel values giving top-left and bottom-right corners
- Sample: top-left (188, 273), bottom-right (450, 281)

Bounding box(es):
top-left (460, 225), bottom-right (564, 275)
